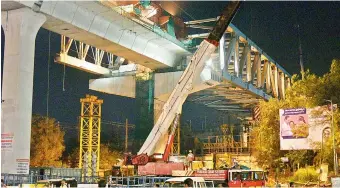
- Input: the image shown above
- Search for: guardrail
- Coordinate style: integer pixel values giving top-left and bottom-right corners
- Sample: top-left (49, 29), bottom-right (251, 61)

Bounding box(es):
top-left (1, 174), bottom-right (171, 187)
top-left (107, 176), bottom-right (172, 187)
top-left (1, 174), bottom-right (99, 186)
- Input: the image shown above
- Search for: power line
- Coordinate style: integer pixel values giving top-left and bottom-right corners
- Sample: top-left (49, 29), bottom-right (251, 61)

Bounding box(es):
top-left (171, 1), bottom-right (196, 21)
top-left (46, 31), bottom-right (51, 121)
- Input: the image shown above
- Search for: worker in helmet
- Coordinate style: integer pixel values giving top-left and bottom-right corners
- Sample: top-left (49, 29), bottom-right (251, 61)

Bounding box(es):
top-left (187, 150), bottom-right (195, 170)
top-left (60, 179), bottom-right (67, 188)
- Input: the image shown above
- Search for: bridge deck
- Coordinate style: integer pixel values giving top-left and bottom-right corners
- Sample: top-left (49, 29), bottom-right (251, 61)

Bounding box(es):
top-left (2, 1), bottom-right (291, 109)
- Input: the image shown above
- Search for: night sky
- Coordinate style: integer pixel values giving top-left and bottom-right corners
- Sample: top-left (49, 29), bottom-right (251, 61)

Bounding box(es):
top-left (174, 1), bottom-right (340, 75)
top-left (1, 1), bottom-right (340, 152)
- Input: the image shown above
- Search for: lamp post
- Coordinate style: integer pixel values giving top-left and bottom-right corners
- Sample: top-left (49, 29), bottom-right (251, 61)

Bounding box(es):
top-left (321, 127), bottom-right (331, 164)
top-left (325, 99), bottom-right (338, 175)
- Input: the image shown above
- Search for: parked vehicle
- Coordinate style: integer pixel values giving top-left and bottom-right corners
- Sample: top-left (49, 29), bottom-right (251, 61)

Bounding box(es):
top-left (35, 178), bottom-right (77, 188)
top-left (189, 169), bottom-right (266, 187)
top-left (163, 177), bottom-right (214, 188)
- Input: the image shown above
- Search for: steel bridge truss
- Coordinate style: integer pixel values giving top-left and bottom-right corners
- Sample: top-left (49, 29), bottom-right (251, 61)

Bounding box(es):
top-left (56, 36), bottom-right (152, 76)
top-left (57, 35), bottom-right (117, 75)
top-left (79, 95), bottom-right (103, 177)
top-left (187, 19), bottom-right (292, 100)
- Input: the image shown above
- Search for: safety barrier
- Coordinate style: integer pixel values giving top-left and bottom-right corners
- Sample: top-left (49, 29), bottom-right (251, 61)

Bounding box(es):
top-left (1, 174), bottom-right (99, 186)
top-left (107, 176), bottom-right (172, 187)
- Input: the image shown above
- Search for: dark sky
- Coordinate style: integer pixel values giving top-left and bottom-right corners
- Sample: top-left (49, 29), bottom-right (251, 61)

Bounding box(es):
top-left (1, 1), bottom-right (339, 151)
top-left (174, 1), bottom-right (340, 75)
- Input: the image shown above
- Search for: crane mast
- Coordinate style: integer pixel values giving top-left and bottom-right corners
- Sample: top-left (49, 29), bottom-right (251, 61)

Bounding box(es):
top-left (135, 1), bottom-right (242, 163)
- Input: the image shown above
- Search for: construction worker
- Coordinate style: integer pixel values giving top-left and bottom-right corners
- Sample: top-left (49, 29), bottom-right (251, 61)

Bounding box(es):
top-left (60, 179), bottom-right (67, 188)
top-left (187, 150), bottom-right (195, 170)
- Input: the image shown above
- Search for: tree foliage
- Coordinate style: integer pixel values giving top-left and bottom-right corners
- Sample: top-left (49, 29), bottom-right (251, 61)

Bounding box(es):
top-left (251, 99), bottom-right (286, 168)
top-left (30, 115), bottom-right (65, 167)
top-left (290, 167), bottom-right (319, 183)
top-left (180, 123), bottom-right (195, 154)
top-left (100, 144), bottom-right (122, 170)
top-left (63, 147), bottom-right (79, 168)
top-left (65, 144), bottom-right (122, 170)
top-left (252, 59), bottom-right (340, 170)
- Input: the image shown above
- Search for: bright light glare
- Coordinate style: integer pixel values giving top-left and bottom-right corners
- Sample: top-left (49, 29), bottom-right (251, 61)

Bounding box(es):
top-left (206, 58), bottom-right (212, 67)
top-left (80, 63), bottom-right (90, 69)
top-left (219, 34), bottom-right (225, 69)
top-left (141, 7), bottom-right (157, 18)
top-left (120, 4), bottom-right (134, 13)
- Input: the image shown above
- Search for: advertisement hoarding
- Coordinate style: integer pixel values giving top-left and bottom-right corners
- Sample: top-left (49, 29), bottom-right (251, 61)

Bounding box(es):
top-left (280, 106), bottom-right (331, 150)
top-left (16, 159), bottom-right (29, 174)
top-left (1, 133), bottom-right (14, 151)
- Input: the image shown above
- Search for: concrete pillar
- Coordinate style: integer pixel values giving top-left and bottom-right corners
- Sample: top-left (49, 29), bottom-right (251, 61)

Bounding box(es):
top-left (133, 74), bottom-right (155, 153)
top-left (1, 8), bottom-right (46, 174)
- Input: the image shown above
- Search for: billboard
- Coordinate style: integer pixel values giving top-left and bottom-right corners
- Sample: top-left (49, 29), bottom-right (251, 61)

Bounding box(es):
top-left (280, 106), bottom-right (331, 150)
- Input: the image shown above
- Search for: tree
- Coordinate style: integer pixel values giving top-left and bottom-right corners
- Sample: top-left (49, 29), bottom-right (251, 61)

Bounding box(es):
top-left (100, 144), bottom-right (122, 170)
top-left (251, 59), bottom-right (340, 171)
top-left (193, 137), bottom-right (203, 155)
top-left (313, 111), bottom-right (340, 169)
top-left (66, 144), bottom-right (122, 170)
top-left (30, 115), bottom-right (65, 167)
top-left (180, 122), bottom-right (195, 154)
top-left (251, 99), bottom-right (286, 168)
top-left (63, 147), bottom-right (79, 168)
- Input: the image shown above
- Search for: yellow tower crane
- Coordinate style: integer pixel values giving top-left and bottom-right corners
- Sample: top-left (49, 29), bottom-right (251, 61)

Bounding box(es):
top-left (79, 95), bottom-right (103, 177)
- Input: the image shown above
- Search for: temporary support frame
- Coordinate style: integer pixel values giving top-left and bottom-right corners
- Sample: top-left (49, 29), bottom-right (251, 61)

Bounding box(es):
top-left (171, 121), bottom-right (181, 155)
top-left (79, 95), bottom-right (103, 177)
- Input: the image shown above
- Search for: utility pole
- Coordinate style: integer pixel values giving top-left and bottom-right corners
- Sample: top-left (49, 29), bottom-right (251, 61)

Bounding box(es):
top-left (125, 118), bottom-right (128, 153)
top-left (297, 24), bottom-right (305, 78)
top-left (325, 99), bottom-right (338, 175)
top-left (296, 3), bottom-right (305, 79)
top-left (331, 100), bottom-right (338, 176)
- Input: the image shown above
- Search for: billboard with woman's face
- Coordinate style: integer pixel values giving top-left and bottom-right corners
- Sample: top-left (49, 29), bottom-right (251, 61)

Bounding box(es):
top-left (279, 106), bottom-right (331, 150)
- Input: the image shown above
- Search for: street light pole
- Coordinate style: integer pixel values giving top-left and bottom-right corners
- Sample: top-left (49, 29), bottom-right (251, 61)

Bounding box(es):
top-left (326, 99), bottom-right (338, 175)
top-left (321, 129), bottom-right (324, 165)
top-left (331, 100), bottom-right (338, 176)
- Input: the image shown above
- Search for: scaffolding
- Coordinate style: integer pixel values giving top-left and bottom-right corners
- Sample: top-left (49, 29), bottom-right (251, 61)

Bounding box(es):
top-left (79, 95), bottom-right (103, 177)
top-left (202, 124), bottom-right (251, 155)
top-left (171, 122), bottom-right (180, 155)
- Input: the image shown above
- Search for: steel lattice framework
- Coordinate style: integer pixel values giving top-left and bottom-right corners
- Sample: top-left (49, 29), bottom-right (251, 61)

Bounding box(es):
top-left (79, 95), bottom-right (103, 177)
top-left (171, 123), bottom-right (180, 155)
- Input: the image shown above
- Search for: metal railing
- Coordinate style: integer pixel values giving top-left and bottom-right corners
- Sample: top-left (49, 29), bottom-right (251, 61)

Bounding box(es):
top-left (107, 176), bottom-right (171, 187)
top-left (1, 174), bottom-right (99, 186)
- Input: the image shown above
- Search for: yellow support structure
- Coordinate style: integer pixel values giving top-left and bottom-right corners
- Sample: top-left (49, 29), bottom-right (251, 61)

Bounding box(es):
top-left (171, 122), bottom-right (180, 155)
top-left (79, 95), bottom-right (103, 177)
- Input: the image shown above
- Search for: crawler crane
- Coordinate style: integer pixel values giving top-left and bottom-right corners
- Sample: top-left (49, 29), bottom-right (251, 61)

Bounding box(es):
top-left (127, 1), bottom-right (242, 176)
